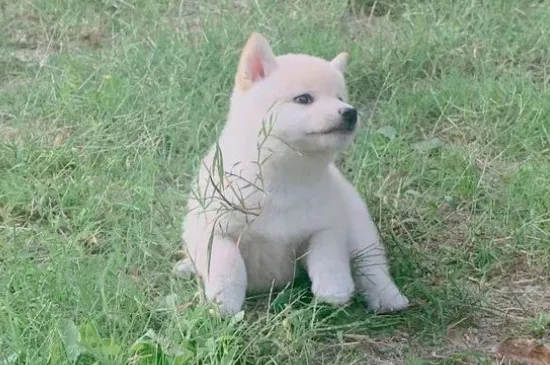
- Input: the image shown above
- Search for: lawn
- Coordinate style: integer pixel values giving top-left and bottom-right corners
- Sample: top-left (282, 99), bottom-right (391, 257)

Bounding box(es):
top-left (1, 0), bottom-right (549, 364)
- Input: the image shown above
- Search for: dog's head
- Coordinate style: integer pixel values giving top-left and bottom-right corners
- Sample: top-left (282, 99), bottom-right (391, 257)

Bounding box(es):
top-left (231, 32), bottom-right (358, 154)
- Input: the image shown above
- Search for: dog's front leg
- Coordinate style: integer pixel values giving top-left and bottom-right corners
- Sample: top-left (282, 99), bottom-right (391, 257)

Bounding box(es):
top-left (347, 200), bottom-right (409, 313)
top-left (305, 228), bottom-right (355, 306)
top-left (201, 235), bottom-right (247, 317)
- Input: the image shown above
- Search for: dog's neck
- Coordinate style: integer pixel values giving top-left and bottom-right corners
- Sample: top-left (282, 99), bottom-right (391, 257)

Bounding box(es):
top-left (260, 148), bottom-right (335, 187)
top-left (219, 130), bottom-right (335, 188)
top-left (232, 148), bottom-right (334, 191)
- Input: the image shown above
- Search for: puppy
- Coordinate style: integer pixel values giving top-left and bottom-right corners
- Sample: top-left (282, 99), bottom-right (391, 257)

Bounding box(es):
top-left (175, 32), bottom-right (409, 316)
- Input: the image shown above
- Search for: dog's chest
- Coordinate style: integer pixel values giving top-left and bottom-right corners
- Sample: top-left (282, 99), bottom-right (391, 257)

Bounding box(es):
top-left (242, 183), bottom-right (331, 246)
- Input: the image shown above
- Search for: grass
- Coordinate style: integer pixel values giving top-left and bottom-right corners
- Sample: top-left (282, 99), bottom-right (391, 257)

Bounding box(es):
top-left (1, 0), bottom-right (549, 363)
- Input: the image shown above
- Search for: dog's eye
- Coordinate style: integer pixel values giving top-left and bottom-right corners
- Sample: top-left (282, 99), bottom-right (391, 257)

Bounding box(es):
top-left (337, 96), bottom-right (343, 101)
top-left (293, 94), bottom-right (314, 105)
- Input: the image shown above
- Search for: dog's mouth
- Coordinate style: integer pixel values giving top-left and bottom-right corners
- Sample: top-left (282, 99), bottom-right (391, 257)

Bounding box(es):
top-left (307, 125), bottom-right (355, 136)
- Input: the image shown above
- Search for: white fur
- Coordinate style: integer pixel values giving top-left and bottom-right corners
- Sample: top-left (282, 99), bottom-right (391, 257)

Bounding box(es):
top-left (176, 33), bottom-right (409, 317)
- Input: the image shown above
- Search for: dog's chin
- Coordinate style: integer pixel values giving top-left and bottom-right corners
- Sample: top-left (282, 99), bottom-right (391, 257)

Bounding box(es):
top-left (298, 129), bottom-right (356, 152)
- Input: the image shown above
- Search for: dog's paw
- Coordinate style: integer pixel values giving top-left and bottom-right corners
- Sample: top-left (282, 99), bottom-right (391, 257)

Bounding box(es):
top-left (173, 258), bottom-right (196, 278)
top-left (312, 272), bottom-right (355, 306)
top-left (205, 284), bottom-right (246, 317)
top-left (213, 299), bottom-right (244, 317)
top-left (365, 285), bottom-right (409, 313)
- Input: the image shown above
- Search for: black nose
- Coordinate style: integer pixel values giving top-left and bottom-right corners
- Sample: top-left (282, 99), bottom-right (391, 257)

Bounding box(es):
top-left (339, 107), bottom-right (357, 131)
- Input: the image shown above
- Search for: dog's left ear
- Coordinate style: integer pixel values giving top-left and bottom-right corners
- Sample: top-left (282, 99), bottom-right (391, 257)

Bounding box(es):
top-left (235, 32), bottom-right (277, 92)
top-left (331, 52), bottom-right (349, 73)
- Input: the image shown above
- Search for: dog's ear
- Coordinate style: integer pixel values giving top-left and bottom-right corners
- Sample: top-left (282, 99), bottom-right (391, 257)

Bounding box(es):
top-left (235, 32), bottom-right (277, 91)
top-left (331, 52), bottom-right (349, 73)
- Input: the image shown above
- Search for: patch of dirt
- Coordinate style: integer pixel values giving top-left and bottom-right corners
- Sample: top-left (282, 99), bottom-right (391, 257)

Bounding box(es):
top-left (493, 338), bottom-right (550, 365)
top-left (11, 48), bottom-right (50, 66)
top-left (5, 12), bottom-right (59, 60)
top-left (490, 275), bottom-right (550, 323)
top-left (344, 12), bottom-right (399, 45)
top-left (1, 12), bottom-right (50, 86)
top-left (436, 203), bottom-right (471, 248)
top-left (3, 7), bottom-right (111, 78)
top-left (6, 14), bottom-right (43, 49)
top-left (526, 57), bottom-right (550, 85)
top-left (347, 0), bottom-right (406, 19)
top-left (79, 25), bottom-right (107, 49)
top-left (335, 277), bottom-right (550, 364)
top-left (0, 126), bottom-right (21, 145)
top-left (427, 277), bottom-right (550, 361)
top-left (336, 332), bottom-right (410, 365)
top-left (0, 125), bottom-right (73, 147)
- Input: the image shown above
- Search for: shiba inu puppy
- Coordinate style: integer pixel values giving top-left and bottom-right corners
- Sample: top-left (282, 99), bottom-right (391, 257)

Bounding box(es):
top-left (175, 32), bottom-right (409, 316)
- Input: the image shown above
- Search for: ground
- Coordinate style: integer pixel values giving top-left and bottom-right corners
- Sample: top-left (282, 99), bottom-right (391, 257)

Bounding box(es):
top-left (1, 0), bottom-right (549, 364)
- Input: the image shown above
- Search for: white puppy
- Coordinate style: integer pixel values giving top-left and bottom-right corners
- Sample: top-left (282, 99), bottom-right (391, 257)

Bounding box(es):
top-left (175, 32), bottom-right (409, 317)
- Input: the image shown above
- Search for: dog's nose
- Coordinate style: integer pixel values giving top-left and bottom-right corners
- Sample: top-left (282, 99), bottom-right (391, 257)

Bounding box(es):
top-left (339, 107), bottom-right (357, 131)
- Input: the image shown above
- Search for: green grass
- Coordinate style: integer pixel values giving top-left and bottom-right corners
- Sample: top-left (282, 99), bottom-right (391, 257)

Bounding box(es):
top-left (1, 0), bottom-right (549, 363)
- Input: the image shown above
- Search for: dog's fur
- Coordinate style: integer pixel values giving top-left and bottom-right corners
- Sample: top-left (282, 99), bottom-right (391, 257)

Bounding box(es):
top-left (175, 32), bottom-right (409, 316)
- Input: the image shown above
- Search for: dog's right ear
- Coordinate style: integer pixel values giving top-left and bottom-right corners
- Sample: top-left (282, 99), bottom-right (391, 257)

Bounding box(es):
top-left (235, 32), bottom-right (277, 92)
top-left (331, 52), bottom-right (349, 73)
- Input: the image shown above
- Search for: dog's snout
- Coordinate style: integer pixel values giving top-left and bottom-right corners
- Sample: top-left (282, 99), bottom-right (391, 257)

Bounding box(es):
top-left (339, 107), bottom-right (357, 131)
